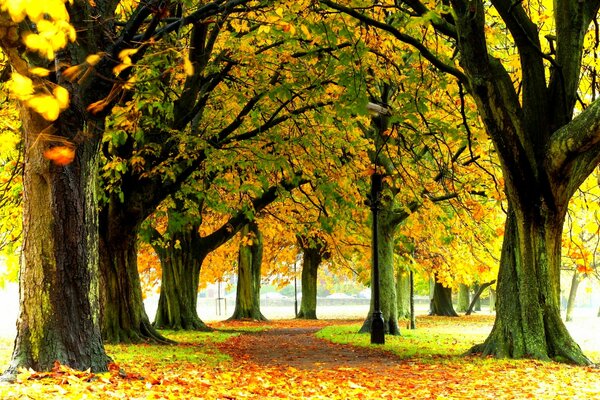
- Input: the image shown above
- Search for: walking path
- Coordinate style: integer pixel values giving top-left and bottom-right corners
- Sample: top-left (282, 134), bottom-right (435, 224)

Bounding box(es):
top-left (217, 325), bottom-right (401, 371)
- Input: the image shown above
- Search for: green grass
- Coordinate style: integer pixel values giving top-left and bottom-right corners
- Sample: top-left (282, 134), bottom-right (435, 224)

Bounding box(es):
top-left (104, 329), bottom-right (245, 368)
top-left (315, 323), bottom-right (488, 361)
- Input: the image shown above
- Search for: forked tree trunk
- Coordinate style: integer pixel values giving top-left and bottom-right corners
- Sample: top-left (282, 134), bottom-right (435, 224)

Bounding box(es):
top-left (396, 266), bottom-right (411, 319)
top-left (456, 283), bottom-right (470, 313)
top-left (5, 108), bottom-right (110, 375)
top-left (470, 207), bottom-right (590, 364)
top-left (565, 271), bottom-right (582, 322)
top-left (296, 235), bottom-right (325, 320)
top-left (429, 279), bottom-right (459, 317)
top-left (153, 225), bottom-right (210, 330)
top-left (359, 214), bottom-right (400, 335)
top-left (230, 223), bottom-right (266, 320)
top-left (99, 202), bottom-right (170, 344)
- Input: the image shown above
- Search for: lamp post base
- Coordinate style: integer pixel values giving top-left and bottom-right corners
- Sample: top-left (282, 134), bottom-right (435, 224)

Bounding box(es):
top-left (370, 311), bottom-right (385, 344)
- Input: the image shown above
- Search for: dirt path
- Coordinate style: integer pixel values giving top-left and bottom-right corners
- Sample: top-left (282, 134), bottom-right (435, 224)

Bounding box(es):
top-left (217, 322), bottom-right (402, 371)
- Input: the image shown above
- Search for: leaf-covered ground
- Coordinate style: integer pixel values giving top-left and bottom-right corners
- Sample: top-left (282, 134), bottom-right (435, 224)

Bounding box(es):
top-left (1, 316), bottom-right (599, 399)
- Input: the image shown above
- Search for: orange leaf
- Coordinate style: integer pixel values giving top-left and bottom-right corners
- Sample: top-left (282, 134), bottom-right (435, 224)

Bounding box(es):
top-left (44, 146), bottom-right (75, 166)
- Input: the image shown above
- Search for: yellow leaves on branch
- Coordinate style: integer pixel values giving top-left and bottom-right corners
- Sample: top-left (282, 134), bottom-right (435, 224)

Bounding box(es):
top-left (1, 0), bottom-right (76, 60)
top-left (7, 72), bottom-right (69, 121)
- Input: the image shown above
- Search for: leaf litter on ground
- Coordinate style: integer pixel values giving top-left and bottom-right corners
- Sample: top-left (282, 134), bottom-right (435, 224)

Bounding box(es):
top-left (0, 315), bottom-right (599, 399)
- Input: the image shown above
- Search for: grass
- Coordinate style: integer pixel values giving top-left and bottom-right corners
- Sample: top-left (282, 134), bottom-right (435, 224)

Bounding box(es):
top-left (316, 315), bottom-right (600, 364)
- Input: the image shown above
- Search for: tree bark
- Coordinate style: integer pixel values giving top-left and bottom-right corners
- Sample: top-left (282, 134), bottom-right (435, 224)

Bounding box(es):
top-left (469, 208), bottom-right (590, 364)
top-left (296, 235), bottom-right (326, 320)
top-left (4, 108), bottom-right (111, 375)
top-left (456, 283), bottom-right (470, 313)
top-left (359, 214), bottom-right (401, 335)
top-left (230, 222), bottom-right (267, 320)
top-left (565, 271), bottom-right (582, 322)
top-left (99, 200), bottom-right (170, 344)
top-left (429, 278), bottom-right (459, 317)
top-left (396, 266), bottom-right (411, 319)
top-left (153, 224), bottom-right (210, 330)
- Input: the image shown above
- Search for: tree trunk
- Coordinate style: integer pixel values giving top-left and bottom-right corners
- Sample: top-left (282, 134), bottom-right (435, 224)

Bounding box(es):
top-left (470, 207), bottom-right (590, 364)
top-left (396, 266), bottom-right (411, 319)
top-left (99, 201), bottom-right (170, 344)
top-left (489, 289), bottom-right (496, 313)
top-left (296, 236), bottom-right (325, 320)
top-left (456, 283), bottom-right (470, 313)
top-left (429, 278), bottom-right (459, 317)
top-left (466, 280), bottom-right (496, 315)
top-left (471, 283), bottom-right (482, 311)
top-left (359, 214), bottom-right (400, 335)
top-left (4, 108), bottom-right (110, 375)
top-left (153, 225), bottom-right (210, 330)
top-left (565, 271), bottom-right (582, 322)
top-left (229, 223), bottom-right (267, 321)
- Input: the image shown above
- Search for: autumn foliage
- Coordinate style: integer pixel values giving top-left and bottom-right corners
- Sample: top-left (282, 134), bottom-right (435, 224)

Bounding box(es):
top-left (1, 317), bottom-right (599, 399)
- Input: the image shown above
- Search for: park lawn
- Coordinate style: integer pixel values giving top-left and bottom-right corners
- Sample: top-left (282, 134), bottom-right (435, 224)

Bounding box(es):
top-left (0, 317), bottom-right (598, 399)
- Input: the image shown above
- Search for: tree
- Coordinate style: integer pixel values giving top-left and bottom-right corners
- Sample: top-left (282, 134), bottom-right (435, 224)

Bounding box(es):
top-left (296, 233), bottom-right (329, 319)
top-left (429, 276), bottom-right (459, 317)
top-left (229, 221), bottom-right (267, 320)
top-left (97, 1), bottom-right (346, 342)
top-left (0, 0), bottom-right (115, 374)
top-left (319, 0), bottom-right (600, 364)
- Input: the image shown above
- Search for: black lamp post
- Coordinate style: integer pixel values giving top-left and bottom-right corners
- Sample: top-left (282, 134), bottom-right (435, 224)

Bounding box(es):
top-left (370, 172), bottom-right (385, 344)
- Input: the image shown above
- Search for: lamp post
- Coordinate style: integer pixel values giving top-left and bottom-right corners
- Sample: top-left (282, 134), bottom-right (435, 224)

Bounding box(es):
top-left (370, 172), bottom-right (385, 344)
top-left (366, 100), bottom-right (389, 345)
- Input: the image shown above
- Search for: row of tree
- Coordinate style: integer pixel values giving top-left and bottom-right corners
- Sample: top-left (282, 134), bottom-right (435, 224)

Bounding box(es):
top-left (1, 0), bottom-right (600, 376)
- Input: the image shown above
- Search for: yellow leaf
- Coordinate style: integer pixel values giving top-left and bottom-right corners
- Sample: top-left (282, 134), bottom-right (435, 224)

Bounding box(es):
top-left (29, 67), bottom-right (51, 77)
top-left (53, 86), bottom-right (69, 110)
top-left (8, 72), bottom-right (34, 99)
top-left (86, 54), bottom-right (103, 66)
top-left (118, 48), bottom-right (138, 63)
top-left (275, 7), bottom-right (284, 18)
top-left (300, 24), bottom-right (311, 39)
top-left (183, 58), bottom-right (194, 76)
top-left (27, 95), bottom-right (60, 121)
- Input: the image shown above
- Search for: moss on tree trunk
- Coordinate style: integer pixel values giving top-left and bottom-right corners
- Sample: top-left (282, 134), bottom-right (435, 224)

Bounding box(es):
top-left (5, 108), bottom-right (110, 375)
top-left (99, 201), bottom-right (171, 344)
top-left (230, 223), bottom-right (266, 321)
top-left (456, 284), bottom-right (470, 313)
top-left (296, 235), bottom-right (326, 320)
top-left (470, 208), bottom-right (590, 364)
top-left (153, 225), bottom-right (210, 330)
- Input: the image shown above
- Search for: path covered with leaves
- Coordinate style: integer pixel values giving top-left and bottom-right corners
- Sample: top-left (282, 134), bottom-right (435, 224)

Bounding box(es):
top-left (1, 317), bottom-right (600, 399)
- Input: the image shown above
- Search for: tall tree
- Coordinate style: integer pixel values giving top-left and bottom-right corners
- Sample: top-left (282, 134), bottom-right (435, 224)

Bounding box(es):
top-left (320, 0), bottom-right (600, 364)
top-left (0, 0), bottom-right (116, 374)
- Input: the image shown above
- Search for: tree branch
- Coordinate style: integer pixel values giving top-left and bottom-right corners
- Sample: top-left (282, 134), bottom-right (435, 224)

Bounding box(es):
top-left (319, 0), bottom-right (467, 83)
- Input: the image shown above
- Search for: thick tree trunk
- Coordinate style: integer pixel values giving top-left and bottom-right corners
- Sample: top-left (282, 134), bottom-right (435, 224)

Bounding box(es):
top-left (359, 215), bottom-right (400, 335)
top-left (429, 279), bottom-right (459, 317)
top-left (230, 223), bottom-right (267, 321)
top-left (296, 236), bottom-right (324, 320)
top-left (396, 266), bottom-right (411, 319)
top-left (4, 108), bottom-right (110, 375)
top-left (470, 207), bottom-right (590, 364)
top-left (565, 271), bottom-right (582, 322)
top-left (153, 225), bottom-right (210, 330)
top-left (456, 283), bottom-right (470, 313)
top-left (99, 203), bottom-right (170, 344)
